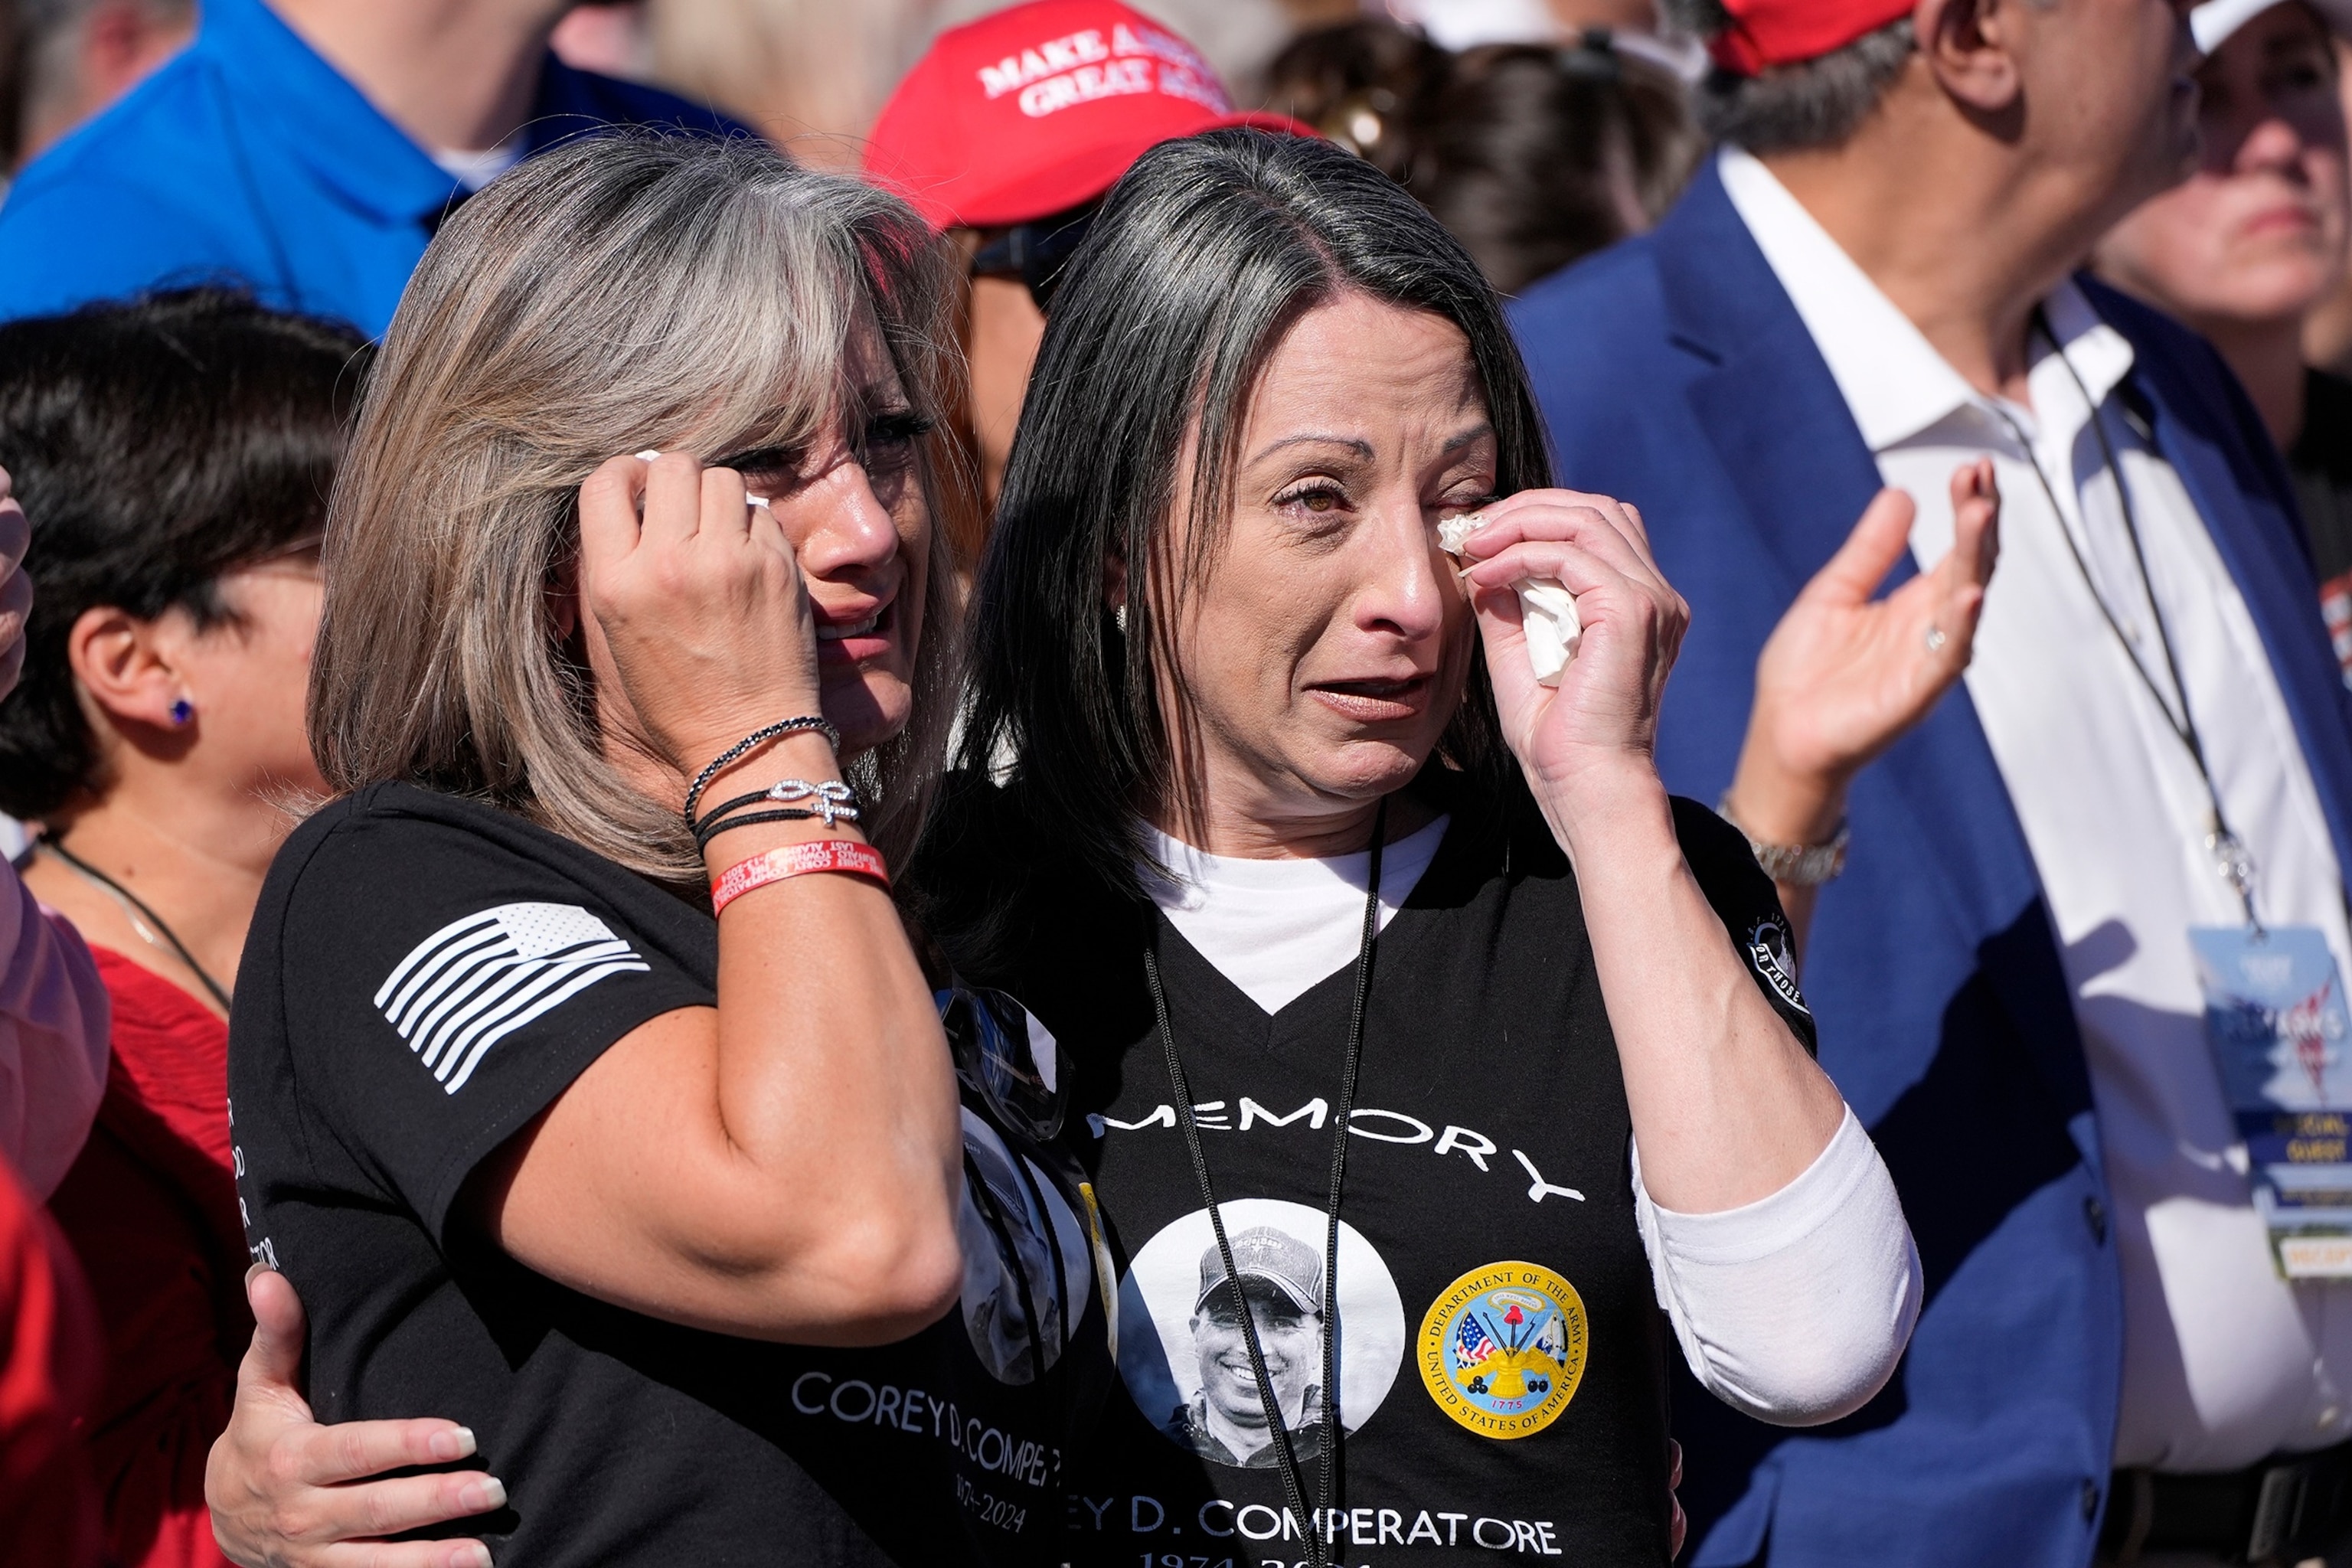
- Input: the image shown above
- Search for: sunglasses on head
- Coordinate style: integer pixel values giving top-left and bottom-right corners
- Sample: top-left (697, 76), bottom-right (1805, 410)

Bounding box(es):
top-left (969, 201), bottom-right (1099, 314)
top-left (937, 985), bottom-right (1070, 1142)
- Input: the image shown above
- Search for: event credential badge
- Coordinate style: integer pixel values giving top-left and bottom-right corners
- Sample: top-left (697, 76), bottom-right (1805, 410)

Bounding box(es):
top-left (2192, 926), bottom-right (2352, 1278)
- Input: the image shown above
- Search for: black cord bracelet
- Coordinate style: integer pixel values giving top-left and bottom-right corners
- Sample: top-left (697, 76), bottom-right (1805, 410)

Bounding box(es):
top-left (691, 780), bottom-right (865, 858)
top-left (691, 777), bottom-right (862, 838)
top-left (683, 716), bottom-right (838, 823)
top-left (694, 808), bottom-right (824, 849)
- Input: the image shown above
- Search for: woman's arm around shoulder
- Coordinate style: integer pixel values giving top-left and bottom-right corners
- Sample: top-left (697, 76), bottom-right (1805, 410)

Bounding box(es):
top-left (207, 1268), bottom-right (500, 1568)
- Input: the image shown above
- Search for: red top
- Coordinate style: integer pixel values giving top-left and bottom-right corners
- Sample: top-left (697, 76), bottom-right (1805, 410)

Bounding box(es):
top-left (1707, 0), bottom-right (1917, 74)
top-left (47, 949), bottom-right (247, 1568)
top-left (0, 1148), bottom-right (105, 1568)
top-left (863, 0), bottom-right (1309, 230)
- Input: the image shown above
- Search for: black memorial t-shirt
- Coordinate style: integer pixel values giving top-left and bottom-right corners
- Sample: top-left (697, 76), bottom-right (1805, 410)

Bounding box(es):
top-left (913, 772), bottom-right (1815, 1568)
top-left (227, 782), bottom-right (1102, 1567)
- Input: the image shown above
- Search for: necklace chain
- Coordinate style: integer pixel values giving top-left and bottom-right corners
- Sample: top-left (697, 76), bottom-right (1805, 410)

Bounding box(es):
top-left (39, 835), bottom-right (234, 1012)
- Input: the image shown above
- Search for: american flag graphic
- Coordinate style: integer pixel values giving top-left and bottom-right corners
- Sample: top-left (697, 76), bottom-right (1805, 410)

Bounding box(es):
top-left (1452, 1311), bottom-right (1499, 1369)
top-left (374, 902), bottom-right (650, 1095)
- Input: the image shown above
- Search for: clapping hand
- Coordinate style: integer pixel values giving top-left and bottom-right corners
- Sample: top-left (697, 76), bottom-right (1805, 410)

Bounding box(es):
top-left (1726, 460), bottom-right (2000, 850)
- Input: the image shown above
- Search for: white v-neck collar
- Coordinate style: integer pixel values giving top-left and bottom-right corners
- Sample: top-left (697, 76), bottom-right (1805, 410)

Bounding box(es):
top-left (1135, 816), bottom-right (1450, 1014)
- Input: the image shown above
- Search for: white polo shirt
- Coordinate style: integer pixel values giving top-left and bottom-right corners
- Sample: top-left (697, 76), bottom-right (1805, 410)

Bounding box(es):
top-left (1720, 145), bottom-right (2352, 1472)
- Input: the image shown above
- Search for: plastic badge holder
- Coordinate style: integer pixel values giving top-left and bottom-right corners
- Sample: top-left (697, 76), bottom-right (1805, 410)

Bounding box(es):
top-left (2191, 923), bottom-right (2352, 1278)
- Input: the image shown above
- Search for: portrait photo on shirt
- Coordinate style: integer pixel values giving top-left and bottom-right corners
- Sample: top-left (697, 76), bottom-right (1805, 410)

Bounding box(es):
top-left (1115, 1199), bottom-right (1406, 1469)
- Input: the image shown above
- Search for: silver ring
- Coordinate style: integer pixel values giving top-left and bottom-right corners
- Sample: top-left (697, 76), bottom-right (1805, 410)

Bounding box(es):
top-left (1925, 625), bottom-right (1949, 655)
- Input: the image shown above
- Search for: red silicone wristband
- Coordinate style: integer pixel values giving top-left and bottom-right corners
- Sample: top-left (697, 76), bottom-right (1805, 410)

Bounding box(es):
top-left (710, 839), bottom-right (890, 915)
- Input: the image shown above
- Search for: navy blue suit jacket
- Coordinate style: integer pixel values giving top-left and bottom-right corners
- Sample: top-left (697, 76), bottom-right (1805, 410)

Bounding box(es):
top-left (1511, 158), bottom-right (2352, 1566)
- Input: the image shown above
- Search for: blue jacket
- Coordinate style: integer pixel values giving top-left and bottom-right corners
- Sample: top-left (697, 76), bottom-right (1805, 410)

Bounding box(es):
top-left (1511, 158), bottom-right (2352, 1567)
top-left (0, 0), bottom-right (749, 338)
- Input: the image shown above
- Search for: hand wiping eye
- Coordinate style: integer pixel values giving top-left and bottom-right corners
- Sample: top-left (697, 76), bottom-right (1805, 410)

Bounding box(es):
top-left (1439, 511), bottom-right (1582, 687)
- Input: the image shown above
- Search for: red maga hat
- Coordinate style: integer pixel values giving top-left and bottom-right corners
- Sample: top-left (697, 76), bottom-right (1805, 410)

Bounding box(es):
top-left (1707, 0), bottom-right (1916, 76)
top-left (864, 0), bottom-right (1312, 232)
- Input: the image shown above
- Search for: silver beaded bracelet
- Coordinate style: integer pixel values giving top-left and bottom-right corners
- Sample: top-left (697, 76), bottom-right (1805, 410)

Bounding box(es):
top-left (1717, 794), bottom-right (1851, 887)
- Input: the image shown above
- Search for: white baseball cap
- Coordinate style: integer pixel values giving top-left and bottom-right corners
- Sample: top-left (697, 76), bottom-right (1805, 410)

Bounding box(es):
top-left (2192, 0), bottom-right (2352, 55)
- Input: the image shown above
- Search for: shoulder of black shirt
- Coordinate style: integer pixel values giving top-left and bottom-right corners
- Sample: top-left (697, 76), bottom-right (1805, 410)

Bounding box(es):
top-left (2293, 366), bottom-right (2352, 583)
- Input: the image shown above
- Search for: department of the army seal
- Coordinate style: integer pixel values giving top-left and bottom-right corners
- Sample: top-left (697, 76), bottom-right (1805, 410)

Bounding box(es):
top-left (1417, 1261), bottom-right (1587, 1439)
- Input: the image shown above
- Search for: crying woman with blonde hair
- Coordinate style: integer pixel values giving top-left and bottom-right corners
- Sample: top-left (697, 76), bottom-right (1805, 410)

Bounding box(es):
top-left (206, 133), bottom-right (1099, 1568)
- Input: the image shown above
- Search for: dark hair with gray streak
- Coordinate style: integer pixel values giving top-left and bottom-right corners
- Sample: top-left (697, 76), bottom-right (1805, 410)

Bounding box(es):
top-left (959, 127), bottom-right (1538, 897)
top-left (1663, 0), bottom-right (1915, 154)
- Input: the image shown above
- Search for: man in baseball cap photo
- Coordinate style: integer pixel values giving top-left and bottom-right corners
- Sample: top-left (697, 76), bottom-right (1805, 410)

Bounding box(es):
top-left (864, 1), bottom-right (1310, 518)
top-left (1168, 1227), bottom-right (1327, 1470)
top-left (1514, 0), bottom-right (2352, 1563)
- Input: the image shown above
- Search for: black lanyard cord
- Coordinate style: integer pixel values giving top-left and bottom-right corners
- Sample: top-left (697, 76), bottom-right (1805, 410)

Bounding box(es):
top-left (1140, 795), bottom-right (1387, 1566)
top-left (1996, 309), bottom-right (2257, 926)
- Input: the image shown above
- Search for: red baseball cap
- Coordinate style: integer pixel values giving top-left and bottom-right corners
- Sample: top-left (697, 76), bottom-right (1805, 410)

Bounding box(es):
top-left (864, 0), bottom-right (1313, 231)
top-left (1707, 0), bottom-right (1916, 75)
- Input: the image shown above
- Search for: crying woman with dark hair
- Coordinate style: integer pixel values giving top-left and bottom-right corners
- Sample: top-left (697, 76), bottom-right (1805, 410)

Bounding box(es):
top-left (911, 126), bottom-right (1934, 1564)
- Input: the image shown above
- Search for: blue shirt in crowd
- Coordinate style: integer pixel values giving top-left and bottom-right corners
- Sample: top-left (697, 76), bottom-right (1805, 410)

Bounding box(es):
top-left (0, 0), bottom-right (747, 338)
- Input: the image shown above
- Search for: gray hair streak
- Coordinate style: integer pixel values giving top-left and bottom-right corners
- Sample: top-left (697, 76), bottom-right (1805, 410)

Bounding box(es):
top-left (961, 128), bottom-right (1538, 900)
top-left (309, 131), bottom-right (964, 886)
top-left (1663, 0), bottom-right (1915, 155)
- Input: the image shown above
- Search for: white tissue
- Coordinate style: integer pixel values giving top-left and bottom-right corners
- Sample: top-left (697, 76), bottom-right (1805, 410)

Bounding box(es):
top-left (1438, 514), bottom-right (1581, 688)
top-left (1436, 514), bottom-right (1484, 558)
top-left (1514, 580), bottom-right (1581, 686)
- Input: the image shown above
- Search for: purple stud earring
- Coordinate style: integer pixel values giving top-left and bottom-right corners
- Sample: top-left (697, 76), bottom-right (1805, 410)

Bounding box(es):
top-left (168, 698), bottom-right (194, 727)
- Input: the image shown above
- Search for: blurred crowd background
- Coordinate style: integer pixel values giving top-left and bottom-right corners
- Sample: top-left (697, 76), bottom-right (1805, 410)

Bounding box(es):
top-left (7, 0), bottom-right (2347, 361)
top-left (0, 0), bottom-right (1671, 178)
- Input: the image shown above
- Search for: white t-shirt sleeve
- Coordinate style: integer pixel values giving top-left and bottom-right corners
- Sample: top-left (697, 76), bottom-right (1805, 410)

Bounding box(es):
top-left (0, 860), bottom-right (110, 1200)
top-left (1632, 1106), bottom-right (1920, 1426)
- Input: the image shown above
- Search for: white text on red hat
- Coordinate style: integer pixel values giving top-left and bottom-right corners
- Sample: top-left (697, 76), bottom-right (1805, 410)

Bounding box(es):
top-left (976, 23), bottom-right (1232, 120)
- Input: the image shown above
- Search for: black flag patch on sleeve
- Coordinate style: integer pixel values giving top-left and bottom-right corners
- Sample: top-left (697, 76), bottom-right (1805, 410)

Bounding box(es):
top-left (1744, 916), bottom-right (1809, 1018)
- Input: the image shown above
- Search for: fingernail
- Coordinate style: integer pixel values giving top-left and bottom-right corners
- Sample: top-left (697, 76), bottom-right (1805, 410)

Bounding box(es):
top-left (449, 1545), bottom-right (492, 1568)
top-left (747, 495), bottom-right (769, 508)
top-left (429, 1426), bottom-right (477, 1461)
top-left (458, 1476), bottom-right (507, 1512)
top-left (635, 449), bottom-right (661, 462)
top-left (244, 1261), bottom-right (268, 1285)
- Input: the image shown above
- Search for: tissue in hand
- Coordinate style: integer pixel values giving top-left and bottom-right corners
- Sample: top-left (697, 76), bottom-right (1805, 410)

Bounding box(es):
top-left (1437, 514), bottom-right (1581, 687)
